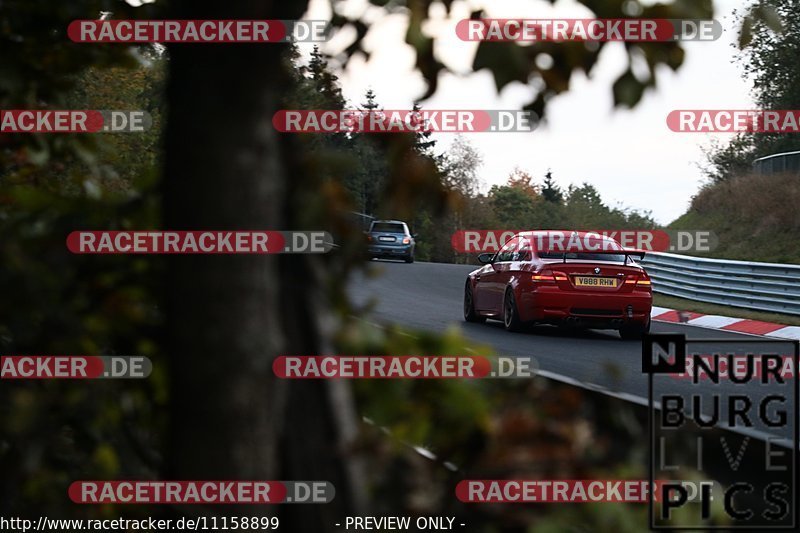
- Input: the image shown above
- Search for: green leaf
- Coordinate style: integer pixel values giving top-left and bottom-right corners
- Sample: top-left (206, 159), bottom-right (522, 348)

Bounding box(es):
top-left (473, 41), bottom-right (530, 93)
top-left (612, 69), bottom-right (645, 108)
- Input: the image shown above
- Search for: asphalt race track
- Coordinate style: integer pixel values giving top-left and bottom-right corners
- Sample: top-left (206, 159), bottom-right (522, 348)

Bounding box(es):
top-left (348, 261), bottom-right (798, 444)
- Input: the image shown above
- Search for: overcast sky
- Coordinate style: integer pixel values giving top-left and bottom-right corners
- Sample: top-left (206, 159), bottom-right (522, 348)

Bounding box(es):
top-left (302, 0), bottom-right (754, 224)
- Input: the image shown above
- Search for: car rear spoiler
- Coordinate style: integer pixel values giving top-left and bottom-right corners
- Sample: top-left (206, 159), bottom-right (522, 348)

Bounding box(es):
top-left (623, 250), bottom-right (646, 262)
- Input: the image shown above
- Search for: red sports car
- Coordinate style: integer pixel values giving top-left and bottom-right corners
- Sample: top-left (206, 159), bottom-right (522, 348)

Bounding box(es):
top-left (463, 230), bottom-right (652, 339)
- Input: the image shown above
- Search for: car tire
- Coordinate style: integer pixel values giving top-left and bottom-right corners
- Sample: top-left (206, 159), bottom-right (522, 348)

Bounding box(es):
top-left (620, 317), bottom-right (651, 340)
top-left (503, 287), bottom-right (525, 332)
top-left (464, 281), bottom-right (486, 323)
top-left (405, 254), bottom-right (414, 263)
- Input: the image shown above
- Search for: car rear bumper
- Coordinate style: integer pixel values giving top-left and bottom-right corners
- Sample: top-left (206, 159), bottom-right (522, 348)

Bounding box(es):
top-left (518, 288), bottom-right (651, 327)
top-left (368, 244), bottom-right (413, 257)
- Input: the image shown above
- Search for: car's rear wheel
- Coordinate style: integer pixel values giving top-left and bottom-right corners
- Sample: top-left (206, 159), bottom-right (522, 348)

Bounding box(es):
top-left (464, 281), bottom-right (485, 323)
top-left (503, 287), bottom-right (524, 332)
top-left (620, 317), bottom-right (651, 340)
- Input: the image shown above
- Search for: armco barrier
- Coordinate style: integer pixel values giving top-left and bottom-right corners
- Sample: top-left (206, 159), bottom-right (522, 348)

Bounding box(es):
top-left (639, 251), bottom-right (800, 316)
top-left (753, 150), bottom-right (800, 175)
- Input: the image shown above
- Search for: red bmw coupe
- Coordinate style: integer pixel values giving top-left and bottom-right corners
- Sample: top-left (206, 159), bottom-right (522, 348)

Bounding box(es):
top-left (463, 230), bottom-right (653, 339)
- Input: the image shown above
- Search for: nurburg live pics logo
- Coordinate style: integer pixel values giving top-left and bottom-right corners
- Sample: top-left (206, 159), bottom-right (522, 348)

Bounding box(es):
top-left (643, 333), bottom-right (800, 530)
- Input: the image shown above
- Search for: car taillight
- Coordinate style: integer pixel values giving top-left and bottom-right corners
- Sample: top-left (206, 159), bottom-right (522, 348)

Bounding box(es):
top-left (625, 274), bottom-right (652, 288)
top-left (532, 270), bottom-right (567, 283)
top-left (402, 237), bottom-right (411, 244)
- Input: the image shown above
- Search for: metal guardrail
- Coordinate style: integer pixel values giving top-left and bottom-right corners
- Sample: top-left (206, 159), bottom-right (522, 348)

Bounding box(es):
top-left (639, 252), bottom-right (800, 316)
top-left (753, 150), bottom-right (800, 175)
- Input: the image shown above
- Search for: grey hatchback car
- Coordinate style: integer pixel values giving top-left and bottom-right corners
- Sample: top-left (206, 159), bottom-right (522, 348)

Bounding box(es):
top-left (366, 220), bottom-right (416, 263)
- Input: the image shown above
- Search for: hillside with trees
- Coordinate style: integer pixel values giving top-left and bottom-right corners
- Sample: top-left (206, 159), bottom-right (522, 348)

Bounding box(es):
top-left (672, 0), bottom-right (800, 263)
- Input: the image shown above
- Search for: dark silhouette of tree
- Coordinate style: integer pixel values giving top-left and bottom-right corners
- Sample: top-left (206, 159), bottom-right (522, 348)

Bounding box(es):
top-left (411, 102), bottom-right (437, 157)
top-left (542, 170), bottom-right (563, 204)
top-left (350, 89), bottom-right (388, 215)
top-left (360, 88), bottom-right (380, 111)
top-left (163, 1), bottom-right (361, 529)
top-left (306, 46), bottom-right (346, 110)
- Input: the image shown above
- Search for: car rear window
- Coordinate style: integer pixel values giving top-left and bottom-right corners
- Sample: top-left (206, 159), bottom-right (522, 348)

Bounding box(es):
top-left (371, 223), bottom-right (405, 233)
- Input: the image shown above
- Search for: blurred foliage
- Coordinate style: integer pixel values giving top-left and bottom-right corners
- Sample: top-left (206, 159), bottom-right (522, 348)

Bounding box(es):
top-left (64, 49), bottom-right (166, 191)
top-left (0, 0), bottom-right (167, 514)
top-left (331, 0), bottom-right (712, 116)
top-left (0, 0), bottom-right (160, 170)
top-left (336, 318), bottom-right (725, 532)
top-left (1, 110), bottom-right (165, 521)
top-left (338, 321), bottom-right (493, 467)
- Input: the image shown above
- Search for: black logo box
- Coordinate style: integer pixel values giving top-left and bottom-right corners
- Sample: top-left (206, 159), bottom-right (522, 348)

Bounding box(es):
top-left (643, 334), bottom-right (800, 530)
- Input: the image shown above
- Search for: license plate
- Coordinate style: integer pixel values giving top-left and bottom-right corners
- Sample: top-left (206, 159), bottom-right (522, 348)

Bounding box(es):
top-left (574, 276), bottom-right (618, 288)
top-left (378, 236), bottom-right (395, 242)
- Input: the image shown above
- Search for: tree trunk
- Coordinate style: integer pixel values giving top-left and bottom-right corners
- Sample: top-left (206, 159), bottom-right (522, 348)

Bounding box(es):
top-left (164, 1), bottom-right (360, 527)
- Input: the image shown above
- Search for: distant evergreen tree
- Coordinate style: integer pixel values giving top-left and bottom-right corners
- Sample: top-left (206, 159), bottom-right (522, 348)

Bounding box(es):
top-left (305, 46), bottom-right (346, 110)
top-left (351, 88), bottom-right (388, 215)
top-left (361, 88), bottom-right (380, 111)
top-left (541, 170), bottom-right (563, 204)
top-left (411, 102), bottom-right (437, 156)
